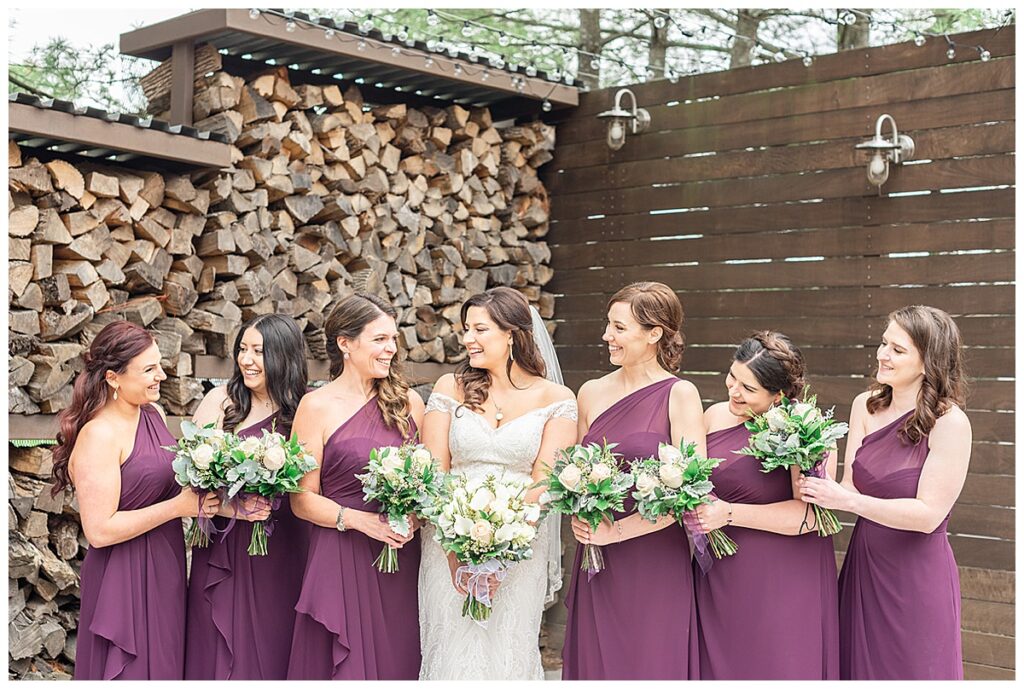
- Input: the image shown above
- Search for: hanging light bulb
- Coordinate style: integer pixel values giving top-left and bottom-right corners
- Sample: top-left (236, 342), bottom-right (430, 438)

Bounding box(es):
top-left (357, 40), bottom-right (367, 52)
top-left (360, 16), bottom-right (374, 34)
top-left (774, 50), bottom-right (787, 63)
top-left (542, 100), bottom-right (552, 112)
top-left (515, 78), bottom-right (525, 93)
top-left (802, 54), bottom-right (814, 67)
top-left (461, 21), bottom-right (473, 38)
top-left (391, 46), bottom-right (402, 56)
top-left (425, 56), bottom-right (434, 67)
top-left (549, 68), bottom-right (561, 82)
top-left (481, 70), bottom-right (490, 81)
top-left (427, 10), bottom-right (439, 27)
top-left (841, 10), bottom-right (857, 25)
top-left (285, 20), bottom-right (297, 32)
top-left (914, 34), bottom-right (926, 47)
top-left (453, 64), bottom-right (463, 76)
top-left (654, 15), bottom-right (666, 29)
top-left (498, 32), bottom-right (510, 47)
top-left (381, 32), bottom-right (392, 42)
top-left (946, 46), bottom-right (956, 60)
top-left (324, 28), bottom-right (335, 40)
top-left (397, 26), bottom-right (409, 42)
top-left (668, 69), bottom-right (679, 84)
top-left (426, 38), bottom-right (437, 51)
top-left (249, 8), bottom-right (261, 20)
top-left (979, 48), bottom-right (991, 61)
top-left (590, 57), bottom-right (600, 70)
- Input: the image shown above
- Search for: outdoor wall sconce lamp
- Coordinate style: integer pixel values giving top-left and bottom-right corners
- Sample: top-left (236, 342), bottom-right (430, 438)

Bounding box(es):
top-left (855, 114), bottom-right (915, 192)
top-left (596, 88), bottom-right (651, 151)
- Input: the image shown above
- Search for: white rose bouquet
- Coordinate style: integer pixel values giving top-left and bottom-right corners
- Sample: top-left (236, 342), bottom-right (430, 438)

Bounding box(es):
top-left (168, 421), bottom-right (235, 547)
top-left (355, 442), bottom-right (444, 573)
top-left (542, 441), bottom-right (633, 578)
top-left (735, 393), bottom-right (849, 536)
top-left (630, 440), bottom-right (738, 571)
top-left (432, 473), bottom-right (539, 624)
top-left (223, 429), bottom-right (318, 555)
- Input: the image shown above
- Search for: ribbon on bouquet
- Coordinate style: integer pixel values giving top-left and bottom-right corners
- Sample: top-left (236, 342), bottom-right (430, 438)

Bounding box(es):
top-left (802, 460), bottom-right (827, 480)
top-left (455, 559), bottom-right (508, 628)
top-left (218, 493), bottom-right (279, 542)
top-left (681, 492), bottom-right (721, 575)
top-left (192, 488), bottom-right (222, 542)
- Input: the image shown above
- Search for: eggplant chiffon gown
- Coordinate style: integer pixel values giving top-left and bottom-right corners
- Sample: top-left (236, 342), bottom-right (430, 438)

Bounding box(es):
top-left (838, 410), bottom-right (963, 679)
top-left (694, 422), bottom-right (839, 679)
top-left (562, 377), bottom-right (700, 680)
top-left (287, 398), bottom-right (421, 679)
top-left (184, 412), bottom-right (310, 679)
top-left (75, 404), bottom-right (186, 680)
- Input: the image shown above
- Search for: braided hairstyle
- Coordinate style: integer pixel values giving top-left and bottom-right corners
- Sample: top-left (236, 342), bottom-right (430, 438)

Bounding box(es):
top-left (867, 305), bottom-right (967, 445)
top-left (733, 330), bottom-right (807, 400)
top-left (51, 320), bottom-right (155, 496)
top-left (607, 282), bottom-right (685, 372)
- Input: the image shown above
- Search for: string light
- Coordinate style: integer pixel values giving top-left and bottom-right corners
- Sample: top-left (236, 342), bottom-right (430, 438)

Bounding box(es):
top-left (359, 16), bottom-right (374, 34)
top-left (426, 10), bottom-right (439, 27)
top-left (248, 8), bottom-right (260, 20)
top-left (541, 99), bottom-right (552, 112)
top-left (461, 21), bottom-right (474, 38)
top-left (285, 19), bottom-right (297, 32)
top-left (324, 28), bottom-right (335, 40)
top-left (913, 33), bottom-right (926, 47)
top-left (978, 47), bottom-right (991, 61)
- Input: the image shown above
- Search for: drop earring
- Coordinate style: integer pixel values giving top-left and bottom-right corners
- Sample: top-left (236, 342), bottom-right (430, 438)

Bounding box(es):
top-left (112, 387), bottom-right (119, 401)
top-left (508, 338), bottom-right (515, 363)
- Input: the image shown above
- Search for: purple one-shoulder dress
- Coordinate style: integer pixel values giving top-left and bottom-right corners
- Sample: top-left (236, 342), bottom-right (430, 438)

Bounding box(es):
top-left (839, 410), bottom-right (963, 679)
top-left (562, 377), bottom-right (699, 680)
top-left (75, 404), bottom-right (186, 680)
top-left (694, 422), bottom-right (840, 679)
top-left (184, 412), bottom-right (310, 679)
top-left (287, 397), bottom-right (421, 679)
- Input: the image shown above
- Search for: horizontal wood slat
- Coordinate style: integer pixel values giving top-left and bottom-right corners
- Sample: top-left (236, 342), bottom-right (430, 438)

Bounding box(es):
top-left (558, 58), bottom-right (1014, 145)
top-left (568, 27), bottom-right (1015, 118)
top-left (962, 630), bottom-right (1016, 669)
top-left (964, 662), bottom-right (1015, 680)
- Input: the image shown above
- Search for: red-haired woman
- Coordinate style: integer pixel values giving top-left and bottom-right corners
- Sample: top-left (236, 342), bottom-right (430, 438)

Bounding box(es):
top-left (51, 320), bottom-right (220, 680)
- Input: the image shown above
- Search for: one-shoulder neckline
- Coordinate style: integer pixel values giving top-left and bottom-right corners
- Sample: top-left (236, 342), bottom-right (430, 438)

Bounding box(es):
top-left (237, 413), bottom-right (277, 436)
top-left (430, 390), bottom-right (572, 431)
top-left (586, 376), bottom-right (678, 431)
top-left (862, 409), bottom-right (914, 442)
top-left (324, 396), bottom-right (378, 445)
top-left (707, 420), bottom-right (749, 439)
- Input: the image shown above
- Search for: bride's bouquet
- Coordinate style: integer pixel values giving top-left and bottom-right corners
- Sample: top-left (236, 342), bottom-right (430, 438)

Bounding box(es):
top-left (543, 440), bottom-right (633, 578)
top-left (355, 442), bottom-right (444, 573)
top-left (630, 439), bottom-right (738, 572)
top-left (735, 393), bottom-right (849, 536)
top-left (433, 473), bottom-right (540, 625)
top-left (168, 420), bottom-right (234, 547)
top-left (224, 429), bottom-right (318, 555)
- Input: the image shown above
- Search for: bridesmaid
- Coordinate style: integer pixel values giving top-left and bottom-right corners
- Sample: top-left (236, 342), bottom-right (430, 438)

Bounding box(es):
top-left (800, 305), bottom-right (971, 680)
top-left (562, 281), bottom-right (705, 680)
top-left (50, 320), bottom-right (220, 680)
top-left (287, 292), bottom-right (426, 680)
top-left (185, 314), bottom-right (310, 679)
top-left (692, 331), bottom-right (839, 679)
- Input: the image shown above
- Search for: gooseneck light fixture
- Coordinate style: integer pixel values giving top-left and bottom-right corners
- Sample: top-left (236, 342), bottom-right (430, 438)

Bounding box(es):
top-left (596, 88), bottom-right (651, 151)
top-left (855, 114), bottom-right (915, 193)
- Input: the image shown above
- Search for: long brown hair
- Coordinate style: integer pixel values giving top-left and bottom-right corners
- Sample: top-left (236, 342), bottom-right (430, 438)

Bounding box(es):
top-left (457, 287), bottom-right (546, 412)
top-left (52, 320), bottom-right (155, 496)
top-left (734, 331), bottom-right (807, 400)
top-left (866, 305), bottom-right (968, 445)
top-left (607, 281), bottom-right (685, 372)
top-left (325, 292), bottom-right (412, 438)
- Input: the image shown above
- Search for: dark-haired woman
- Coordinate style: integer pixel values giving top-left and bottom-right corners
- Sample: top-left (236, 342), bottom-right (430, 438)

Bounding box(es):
top-left (562, 281), bottom-right (705, 680)
top-left (287, 293), bottom-right (425, 680)
top-left (184, 314), bottom-right (310, 679)
top-left (418, 286), bottom-right (576, 680)
top-left (51, 320), bottom-right (221, 680)
top-left (692, 331), bottom-right (839, 679)
top-left (800, 306), bottom-right (971, 679)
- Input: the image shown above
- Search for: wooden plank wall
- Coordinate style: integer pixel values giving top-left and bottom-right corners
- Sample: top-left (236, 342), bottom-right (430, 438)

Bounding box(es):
top-left (543, 26), bottom-right (1015, 679)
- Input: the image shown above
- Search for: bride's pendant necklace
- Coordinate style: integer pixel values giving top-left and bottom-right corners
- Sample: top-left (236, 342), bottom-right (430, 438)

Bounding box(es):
top-left (491, 389), bottom-right (504, 425)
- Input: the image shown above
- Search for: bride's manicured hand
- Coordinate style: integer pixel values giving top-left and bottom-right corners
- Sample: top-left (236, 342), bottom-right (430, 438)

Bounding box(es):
top-left (570, 516), bottom-right (618, 546)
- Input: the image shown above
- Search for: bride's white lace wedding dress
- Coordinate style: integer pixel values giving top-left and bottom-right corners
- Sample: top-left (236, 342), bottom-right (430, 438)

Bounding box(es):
top-left (418, 391), bottom-right (578, 680)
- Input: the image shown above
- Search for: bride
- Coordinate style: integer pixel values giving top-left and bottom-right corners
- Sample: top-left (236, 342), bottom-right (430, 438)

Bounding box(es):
top-left (418, 287), bottom-right (577, 680)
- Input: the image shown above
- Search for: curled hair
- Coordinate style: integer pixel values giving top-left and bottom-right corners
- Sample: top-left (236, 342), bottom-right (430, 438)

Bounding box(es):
top-left (52, 320), bottom-right (155, 496)
top-left (867, 305), bottom-right (967, 445)
top-left (223, 314), bottom-right (309, 435)
top-left (607, 282), bottom-right (685, 372)
top-left (325, 293), bottom-right (412, 438)
top-left (733, 331), bottom-right (807, 400)
top-left (457, 287), bottom-right (546, 412)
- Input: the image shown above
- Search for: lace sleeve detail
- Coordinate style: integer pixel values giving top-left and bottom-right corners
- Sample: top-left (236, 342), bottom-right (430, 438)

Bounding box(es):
top-left (425, 391), bottom-right (460, 416)
top-left (547, 398), bottom-right (578, 422)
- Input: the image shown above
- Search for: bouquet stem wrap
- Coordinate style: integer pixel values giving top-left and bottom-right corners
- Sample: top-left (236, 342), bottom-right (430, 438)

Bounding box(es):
top-left (186, 489), bottom-right (219, 547)
top-left (680, 509), bottom-right (714, 574)
top-left (803, 462), bottom-right (842, 537)
top-left (456, 559), bottom-right (508, 627)
top-left (224, 493), bottom-right (281, 556)
top-left (581, 543), bottom-right (605, 582)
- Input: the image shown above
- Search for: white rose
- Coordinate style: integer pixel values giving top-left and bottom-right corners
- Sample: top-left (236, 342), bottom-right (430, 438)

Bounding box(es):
top-left (488, 496), bottom-right (510, 514)
top-left (470, 519), bottom-right (494, 545)
top-left (517, 523), bottom-right (537, 542)
top-left (239, 436), bottom-right (262, 456)
top-left (588, 462), bottom-right (612, 483)
top-left (524, 503), bottom-right (541, 523)
top-left (494, 523), bottom-right (517, 543)
top-left (658, 443), bottom-right (683, 464)
top-left (263, 445), bottom-right (287, 471)
top-left (500, 508), bottom-right (518, 524)
top-left (659, 463), bottom-right (684, 489)
top-left (766, 406), bottom-right (790, 432)
top-left (635, 471), bottom-right (660, 496)
top-left (454, 516), bottom-right (474, 536)
top-left (470, 488), bottom-right (495, 512)
top-left (558, 464), bottom-right (583, 492)
top-left (192, 444), bottom-right (215, 470)
top-left (792, 402), bottom-right (821, 423)
top-left (380, 450), bottom-right (404, 477)
top-left (411, 446), bottom-right (432, 468)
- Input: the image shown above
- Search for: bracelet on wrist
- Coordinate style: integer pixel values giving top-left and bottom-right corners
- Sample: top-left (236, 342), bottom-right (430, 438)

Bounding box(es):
top-left (615, 521), bottom-right (624, 542)
top-left (726, 502), bottom-right (734, 525)
top-left (335, 506), bottom-right (347, 532)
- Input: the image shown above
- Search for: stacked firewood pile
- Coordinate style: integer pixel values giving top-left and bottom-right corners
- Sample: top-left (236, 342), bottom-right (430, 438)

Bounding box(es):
top-left (8, 446), bottom-right (78, 679)
top-left (163, 63), bottom-right (556, 387)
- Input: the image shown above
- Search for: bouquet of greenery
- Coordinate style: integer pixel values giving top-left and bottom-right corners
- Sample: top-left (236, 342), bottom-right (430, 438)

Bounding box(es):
top-left (433, 473), bottom-right (540, 624)
top-left (631, 439), bottom-right (738, 572)
top-left (168, 421), bottom-right (235, 547)
top-left (225, 429), bottom-right (318, 555)
top-left (735, 394), bottom-right (849, 536)
top-left (355, 442), bottom-right (444, 573)
top-left (543, 441), bottom-right (633, 578)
